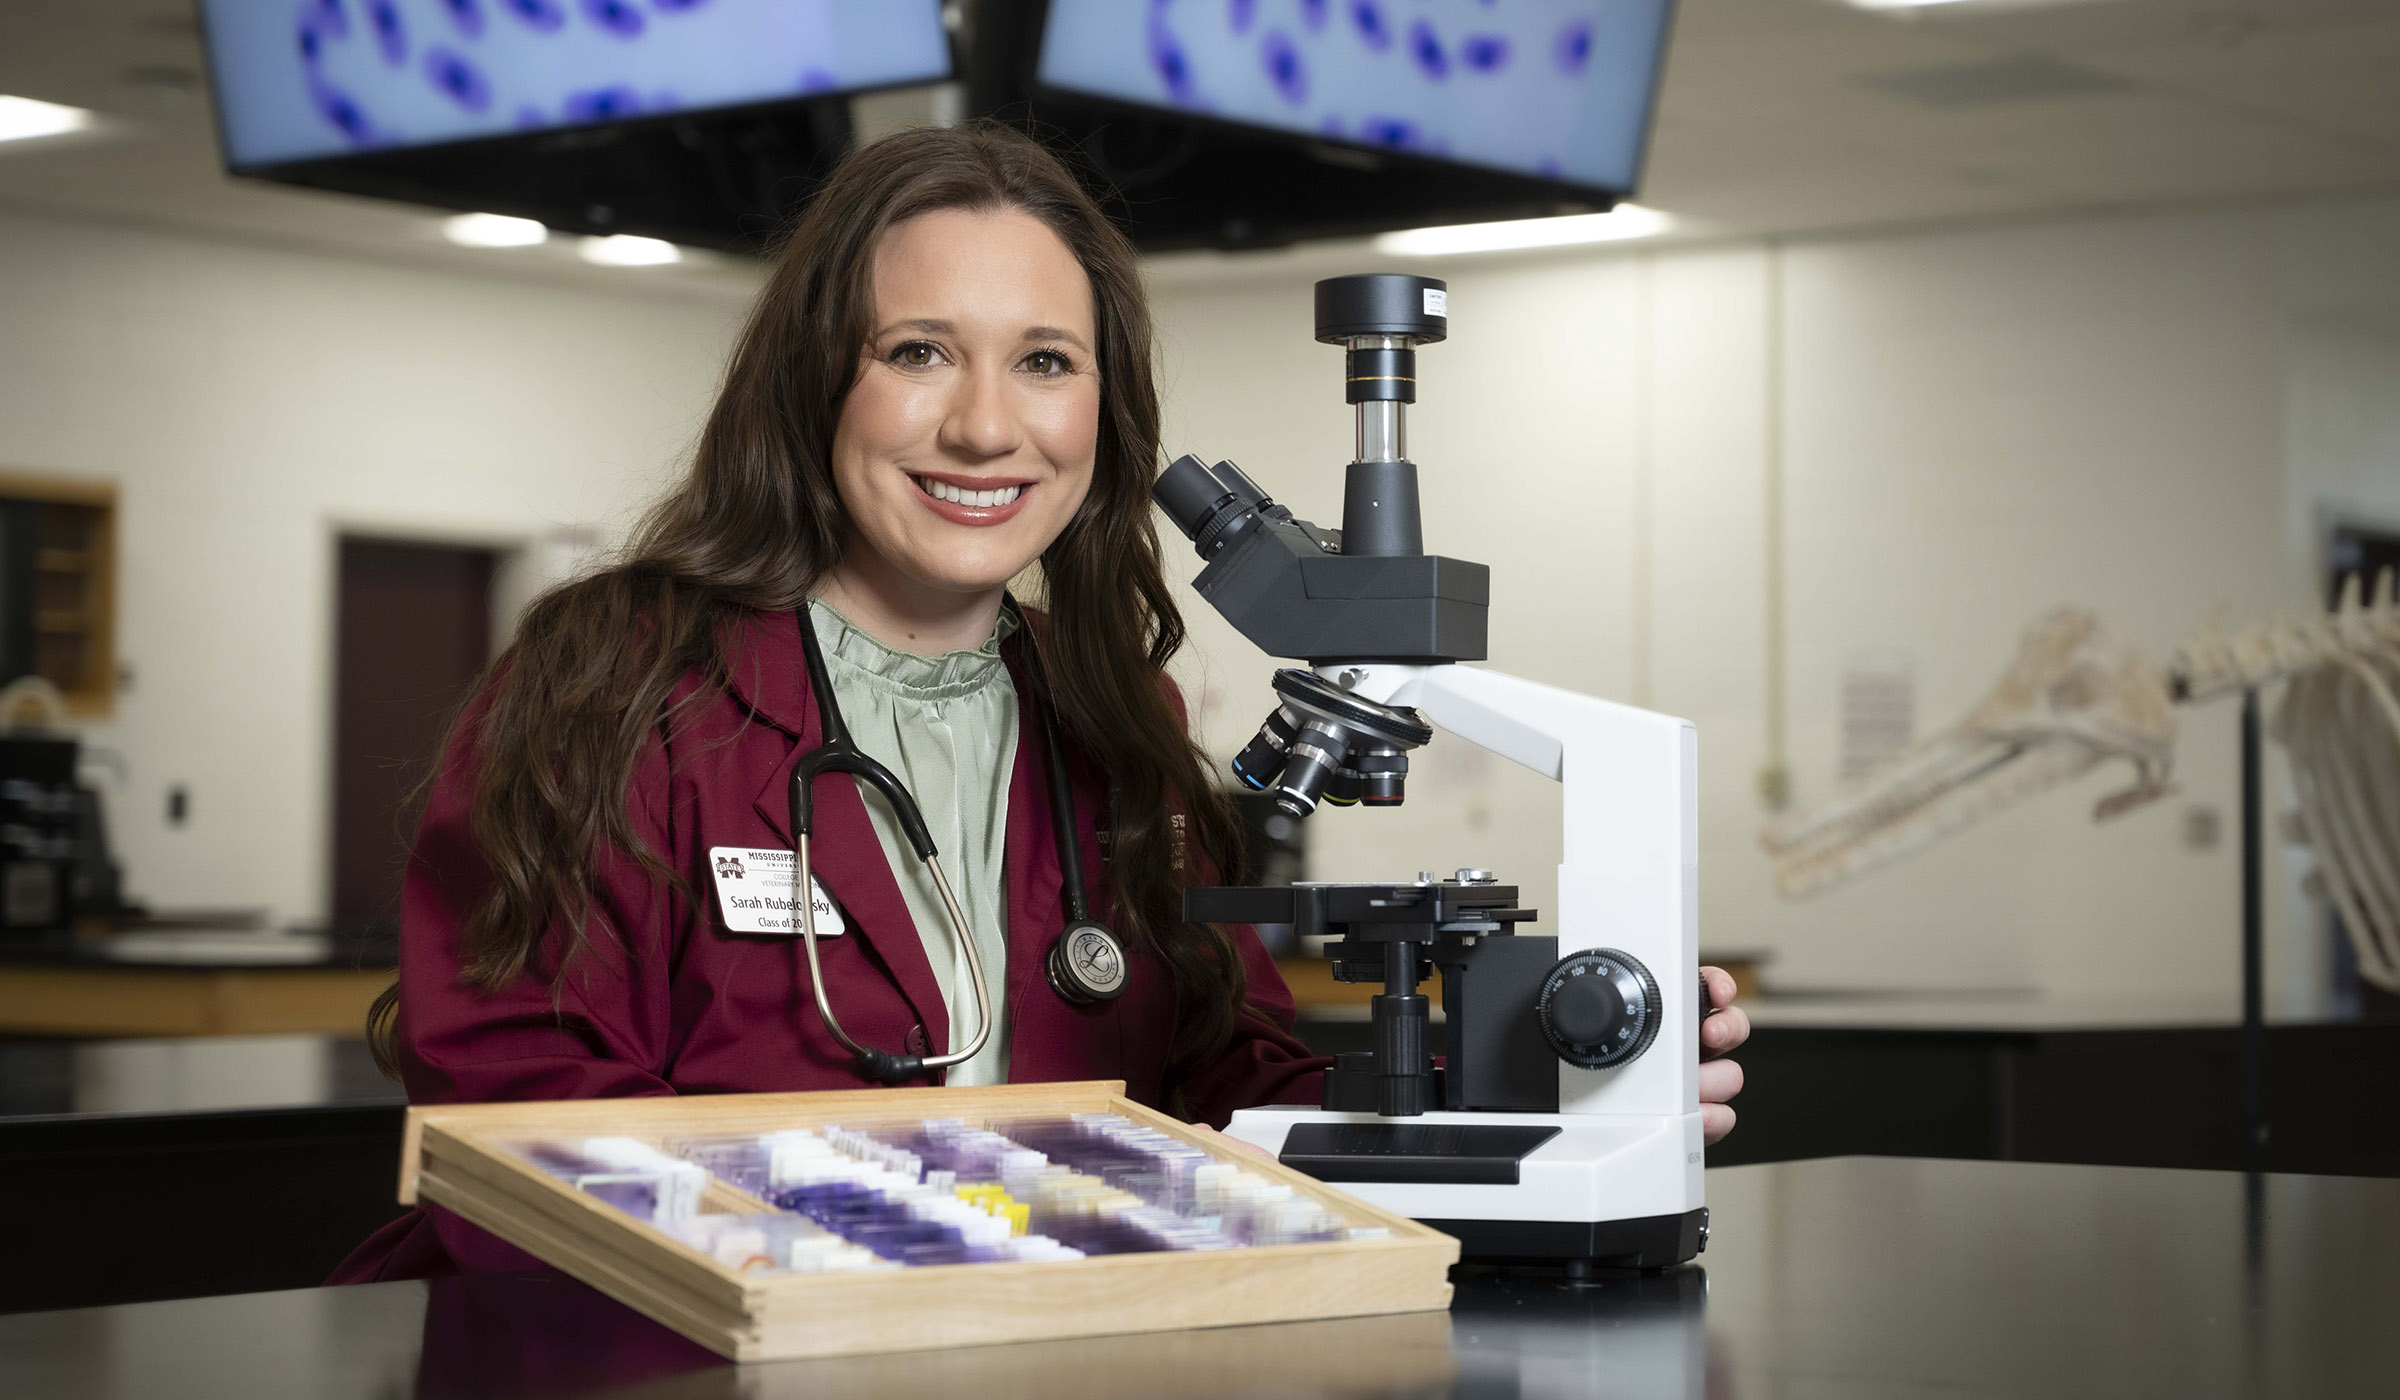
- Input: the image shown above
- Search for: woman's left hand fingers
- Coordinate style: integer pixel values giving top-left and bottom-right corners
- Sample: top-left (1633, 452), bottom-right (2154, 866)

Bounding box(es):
top-left (1701, 1102), bottom-right (1737, 1146)
top-left (1699, 965), bottom-right (1750, 1062)
top-left (1695, 967), bottom-right (1748, 1143)
top-left (1698, 1055), bottom-right (1743, 1106)
top-left (1701, 1002), bottom-right (1750, 1057)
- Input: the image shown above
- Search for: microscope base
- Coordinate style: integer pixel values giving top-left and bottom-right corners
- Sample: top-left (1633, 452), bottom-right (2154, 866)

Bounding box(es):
top-left (1225, 1106), bottom-right (1708, 1269)
top-left (1421, 1208), bottom-right (1708, 1270)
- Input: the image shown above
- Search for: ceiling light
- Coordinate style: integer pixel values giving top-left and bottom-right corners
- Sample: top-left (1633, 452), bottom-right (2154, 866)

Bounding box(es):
top-left (1846, 0), bottom-right (2116, 9)
top-left (442, 212), bottom-right (548, 248)
top-left (579, 234), bottom-right (682, 267)
top-left (1374, 205), bottom-right (1675, 258)
top-left (0, 95), bottom-right (93, 145)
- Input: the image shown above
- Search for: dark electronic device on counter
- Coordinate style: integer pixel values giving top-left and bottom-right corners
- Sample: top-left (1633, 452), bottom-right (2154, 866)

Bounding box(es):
top-left (0, 735), bottom-right (80, 936)
top-left (1159, 274), bottom-right (1706, 1273)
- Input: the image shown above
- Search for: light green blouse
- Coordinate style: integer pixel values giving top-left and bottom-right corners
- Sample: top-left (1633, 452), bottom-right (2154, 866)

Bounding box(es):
top-left (805, 598), bottom-right (1020, 1087)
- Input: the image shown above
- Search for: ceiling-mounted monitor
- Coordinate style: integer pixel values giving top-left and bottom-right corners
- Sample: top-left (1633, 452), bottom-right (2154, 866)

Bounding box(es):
top-left (1034, 0), bottom-right (1673, 201)
top-left (200, 0), bottom-right (953, 171)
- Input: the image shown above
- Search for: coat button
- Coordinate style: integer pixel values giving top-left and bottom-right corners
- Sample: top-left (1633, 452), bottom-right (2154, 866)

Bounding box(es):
top-left (905, 1025), bottom-right (930, 1056)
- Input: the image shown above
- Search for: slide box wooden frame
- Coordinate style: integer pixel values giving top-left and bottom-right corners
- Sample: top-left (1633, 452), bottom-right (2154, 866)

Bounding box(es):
top-left (399, 1080), bottom-right (1458, 1361)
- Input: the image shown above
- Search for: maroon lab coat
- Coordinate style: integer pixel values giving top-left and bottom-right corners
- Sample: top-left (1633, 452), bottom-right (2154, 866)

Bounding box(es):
top-left (331, 606), bottom-right (1324, 1281)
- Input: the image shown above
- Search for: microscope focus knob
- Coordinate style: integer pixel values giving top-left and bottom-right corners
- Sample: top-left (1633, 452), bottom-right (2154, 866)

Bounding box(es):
top-left (1537, 950), bottom-right (1663, 1070)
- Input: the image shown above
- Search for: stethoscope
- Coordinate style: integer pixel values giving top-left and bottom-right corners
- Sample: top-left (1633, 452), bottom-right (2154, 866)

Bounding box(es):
top-left (787, 599), bottom-right (1129, 1085)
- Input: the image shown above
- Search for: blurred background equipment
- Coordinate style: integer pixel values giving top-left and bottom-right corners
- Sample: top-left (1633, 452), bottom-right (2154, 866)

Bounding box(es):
top-left (0, 718), bottom-right (79, 938)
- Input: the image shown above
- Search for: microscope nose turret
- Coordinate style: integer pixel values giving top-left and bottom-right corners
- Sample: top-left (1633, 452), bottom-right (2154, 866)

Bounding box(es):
top-left (1230, 670), bottom-right (1433, 820)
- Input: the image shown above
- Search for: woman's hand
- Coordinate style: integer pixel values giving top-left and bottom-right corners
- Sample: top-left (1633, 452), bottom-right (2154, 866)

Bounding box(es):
top-left (1699, 966), bottom-right (1750, 1146)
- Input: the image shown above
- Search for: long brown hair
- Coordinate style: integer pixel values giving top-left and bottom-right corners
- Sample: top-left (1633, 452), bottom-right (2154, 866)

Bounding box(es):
top-left (368, 122), bottom-right (1249, 1106)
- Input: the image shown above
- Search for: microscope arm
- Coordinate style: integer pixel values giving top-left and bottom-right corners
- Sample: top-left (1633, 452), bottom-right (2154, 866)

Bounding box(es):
top-left (1328, 662), bottom-right (1701, 1119)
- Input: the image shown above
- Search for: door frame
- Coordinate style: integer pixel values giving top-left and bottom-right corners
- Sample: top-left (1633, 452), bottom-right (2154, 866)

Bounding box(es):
top-left (316, 516), bottom-right (604, 928)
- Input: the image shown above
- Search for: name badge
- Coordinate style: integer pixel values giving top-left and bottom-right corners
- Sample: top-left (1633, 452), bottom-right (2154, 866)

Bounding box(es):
top-left (708, 847), bottom-right (846, 937)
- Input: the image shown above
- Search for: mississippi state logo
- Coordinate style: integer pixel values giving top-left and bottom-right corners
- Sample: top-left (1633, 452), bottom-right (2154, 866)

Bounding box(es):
top-left (713, 855), bottom-right (745, 880)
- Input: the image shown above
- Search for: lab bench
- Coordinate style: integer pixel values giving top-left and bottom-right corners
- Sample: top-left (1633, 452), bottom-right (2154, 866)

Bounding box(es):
top-left (4, 1155), bottom-right (2394, 1398)
top-left (0, 1035), bottom-right (406, 1313)
top-left (8, 1000), bottom-right (2398, 1316)
top-left (1296, 994), bottom-right (2400, 1176)
top-left (0, 925), bottom-right (392, 1037)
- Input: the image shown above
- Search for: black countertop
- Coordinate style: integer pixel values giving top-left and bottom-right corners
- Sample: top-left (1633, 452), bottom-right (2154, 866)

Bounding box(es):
top-left (5, 1155), bottom-right (2395, 1398)
top-left (0, 1035), bottom-right (399, 1120)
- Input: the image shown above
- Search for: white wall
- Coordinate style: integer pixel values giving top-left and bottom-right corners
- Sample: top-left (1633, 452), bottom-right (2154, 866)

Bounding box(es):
top-left (1152, 197), bottom-right (2400, 1011)
top-left (0, 208), bottom-right (742, 925)
top-left (5, 191), bottom-right (2395, 1013)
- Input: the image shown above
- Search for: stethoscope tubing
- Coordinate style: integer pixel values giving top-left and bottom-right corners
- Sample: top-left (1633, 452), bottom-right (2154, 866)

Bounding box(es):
top-left (787, 595), bottom-right (1115, 1083)
top-left (793, 829), bottom-right (993, 1073)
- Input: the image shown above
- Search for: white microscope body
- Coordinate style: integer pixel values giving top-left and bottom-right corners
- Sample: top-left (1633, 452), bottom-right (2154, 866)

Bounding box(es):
top-left (1223, 662), bottom-right (1707, 1263)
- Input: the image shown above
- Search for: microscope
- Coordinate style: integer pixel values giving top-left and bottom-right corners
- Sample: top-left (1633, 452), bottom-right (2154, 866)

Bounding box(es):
top-left (1154, 275), bottom-right (1706, 1274)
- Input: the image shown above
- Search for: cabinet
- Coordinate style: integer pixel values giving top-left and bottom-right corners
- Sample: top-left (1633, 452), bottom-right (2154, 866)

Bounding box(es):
top-left (0, 473), bottom-right (116, 718)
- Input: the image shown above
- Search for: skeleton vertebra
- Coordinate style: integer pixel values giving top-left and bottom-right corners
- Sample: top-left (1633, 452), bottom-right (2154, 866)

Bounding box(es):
top-left (1761, 575), bottom-right (2400, 993)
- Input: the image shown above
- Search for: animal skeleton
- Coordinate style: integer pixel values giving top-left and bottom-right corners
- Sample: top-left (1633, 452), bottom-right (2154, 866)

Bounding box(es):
top-left (1761, 608), bottom-right (2180, 898)
top-left (1760, 574), bottom-right (2400, 992)
top-left (2268, 573), bottom-right (2400, 991)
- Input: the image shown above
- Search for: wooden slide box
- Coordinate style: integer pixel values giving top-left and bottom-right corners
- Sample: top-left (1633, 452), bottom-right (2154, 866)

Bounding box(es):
top-left (399, 1080), bottom-right (1458, 1362)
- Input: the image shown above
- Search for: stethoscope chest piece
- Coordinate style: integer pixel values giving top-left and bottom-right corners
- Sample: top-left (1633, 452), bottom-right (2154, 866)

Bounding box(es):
top-left (1047, 919), bottom-right (1129, 1004)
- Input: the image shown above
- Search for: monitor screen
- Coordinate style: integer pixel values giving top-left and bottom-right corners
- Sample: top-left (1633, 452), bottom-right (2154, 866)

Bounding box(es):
top-left (201, 0), bottom-right (953, 171)
top-left (1036, 0), bottom-right (1672, 195)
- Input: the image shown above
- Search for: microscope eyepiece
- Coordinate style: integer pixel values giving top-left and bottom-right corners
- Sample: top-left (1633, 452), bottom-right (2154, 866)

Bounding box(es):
top-left (1154, 455), bottom-right (1280, 560)
top-left (1154, 454), bottom-right (1236, 539)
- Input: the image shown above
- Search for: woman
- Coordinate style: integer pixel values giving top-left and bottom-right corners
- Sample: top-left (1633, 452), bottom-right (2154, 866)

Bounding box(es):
top-left (334, 122), bottom-right (1749, 1281)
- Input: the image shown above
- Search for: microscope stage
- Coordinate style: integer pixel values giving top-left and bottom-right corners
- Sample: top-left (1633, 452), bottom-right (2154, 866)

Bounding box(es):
top-left (1225, 1105), bottom-right (1706, 1250)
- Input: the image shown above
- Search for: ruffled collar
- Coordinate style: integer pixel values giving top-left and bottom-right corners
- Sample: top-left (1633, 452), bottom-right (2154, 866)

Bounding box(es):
top-left (806, 597), bottom-right (1021, 703)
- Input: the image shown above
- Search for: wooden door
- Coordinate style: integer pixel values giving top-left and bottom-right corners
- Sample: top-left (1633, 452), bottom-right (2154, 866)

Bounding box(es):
top-left (331, 538), bottom-right (495, 931)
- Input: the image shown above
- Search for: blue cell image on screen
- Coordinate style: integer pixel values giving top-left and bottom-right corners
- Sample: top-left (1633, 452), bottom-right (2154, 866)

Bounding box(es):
top-left (1037, 0), bottom-right (1671, 193)
top-left (201, 0), bottom-right (952, 169)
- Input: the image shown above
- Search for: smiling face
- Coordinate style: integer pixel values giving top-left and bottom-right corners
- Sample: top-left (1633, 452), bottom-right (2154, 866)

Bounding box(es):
top-left (827, 206), bottom-right (1102, 619)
